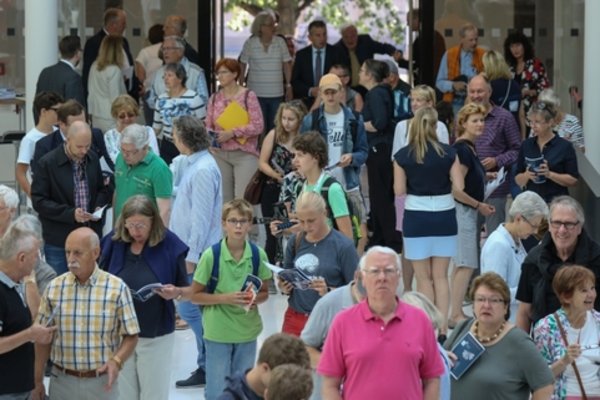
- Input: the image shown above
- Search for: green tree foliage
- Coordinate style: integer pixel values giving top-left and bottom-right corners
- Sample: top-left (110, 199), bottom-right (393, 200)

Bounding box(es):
top-left (224, 0), bottom-right (404, 46)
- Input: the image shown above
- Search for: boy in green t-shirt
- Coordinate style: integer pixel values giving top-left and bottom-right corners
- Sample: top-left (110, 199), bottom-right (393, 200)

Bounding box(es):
top-left (191, 199), bottom-right (272, 400)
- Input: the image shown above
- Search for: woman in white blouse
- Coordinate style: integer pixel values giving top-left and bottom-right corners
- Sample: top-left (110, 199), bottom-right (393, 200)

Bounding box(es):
top-left (88, 35), bottom-right (127, 132)
top-left (481, 190), bottom-right (548, 321)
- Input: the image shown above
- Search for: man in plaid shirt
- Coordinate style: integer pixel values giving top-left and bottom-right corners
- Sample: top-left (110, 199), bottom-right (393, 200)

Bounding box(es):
top-left (32, 228), bottom-right (139, 400)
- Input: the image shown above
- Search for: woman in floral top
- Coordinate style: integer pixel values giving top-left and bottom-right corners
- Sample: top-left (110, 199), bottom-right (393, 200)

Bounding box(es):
top-left (258, 101), bottom-right (306, 262)
top-left (533, 265), bottom-right (600, 400)
top-left (206, 58), bottom-right (264, 203)
top-left (504, 32), bottom-right (550, 136)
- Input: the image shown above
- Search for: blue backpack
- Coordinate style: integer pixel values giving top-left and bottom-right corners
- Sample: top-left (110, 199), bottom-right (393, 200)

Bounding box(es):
top-left (205, 241), bottom-right (260, 294)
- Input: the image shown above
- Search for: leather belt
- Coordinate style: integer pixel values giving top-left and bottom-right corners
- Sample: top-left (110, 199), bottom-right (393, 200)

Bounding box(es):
top-left (53, 363), bottom-right (103, 378)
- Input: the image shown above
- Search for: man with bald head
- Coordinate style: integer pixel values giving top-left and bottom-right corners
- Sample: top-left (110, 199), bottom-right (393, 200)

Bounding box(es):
top-left (33, 228), bottom-right (139, 400)
top-left (163, 15), bottom-right (200, 65)
top-left (468, 73), bottom-right (521, 233)
top-left (334, 24), bottom-right (403, 91)
top-left (31, 121), bottom-right (113, 275)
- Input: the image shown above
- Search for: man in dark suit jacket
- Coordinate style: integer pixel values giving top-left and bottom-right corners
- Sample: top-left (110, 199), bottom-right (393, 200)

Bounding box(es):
top-left (36, 35), bottom-right (86, 108)
top-left (334, 24), bottom-right (403, 92)
top-left (31, 100), bottom-right (113, 177)
top-left (31, 121), bottom-right (113, 274)
top-left (82, 7), bottom-right (139, 100)
top-left (291, 20), bottom-right (341, 108)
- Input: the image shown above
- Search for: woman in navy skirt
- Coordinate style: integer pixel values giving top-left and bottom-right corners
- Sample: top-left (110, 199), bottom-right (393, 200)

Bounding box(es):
top-left (393, 106), bottom-right (463, 336)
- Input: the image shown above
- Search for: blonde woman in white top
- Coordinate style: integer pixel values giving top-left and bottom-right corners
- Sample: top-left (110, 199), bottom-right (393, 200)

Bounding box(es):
top-left (391, 85), bottom-right (449, 293)
top-left (87, 35), bottom-right (127, 132)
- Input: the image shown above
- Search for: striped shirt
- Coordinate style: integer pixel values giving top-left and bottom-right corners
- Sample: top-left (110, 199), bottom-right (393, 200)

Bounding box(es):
top-left (556, 113), bottom-right (584, 150)
top-left (153, 89), bottom-right (206, 140)
top-left (474, 105), bottom-right (521, 198)
top-left (148, 57), bottom-right (209, 110)
top-left (239, 35), bottom-right (292, 98)
top-left (36, 266), bottom-right (140, 371)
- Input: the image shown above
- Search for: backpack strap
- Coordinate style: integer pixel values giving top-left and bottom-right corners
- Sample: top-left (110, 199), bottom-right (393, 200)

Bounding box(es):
top-left (249, 242), bottom-right (260, 276)
top-left (206, 242), bottom-right (222, 294)
top-left (320, 176), bottom-right (339, 231)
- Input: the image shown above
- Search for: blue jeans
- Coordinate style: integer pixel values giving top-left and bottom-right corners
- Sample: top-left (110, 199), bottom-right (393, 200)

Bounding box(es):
top-left (204, 339), bottom-right (257, 400)
top-left (175, 273), bottom-right (206, 369)
top-left (257, 96), bottom-right (283, 134)
top-left (44, 243), bottom-right (68, 275)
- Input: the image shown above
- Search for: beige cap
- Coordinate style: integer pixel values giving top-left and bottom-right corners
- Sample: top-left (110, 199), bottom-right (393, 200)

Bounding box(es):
top-left (319, 73), bottom-right (342, 91)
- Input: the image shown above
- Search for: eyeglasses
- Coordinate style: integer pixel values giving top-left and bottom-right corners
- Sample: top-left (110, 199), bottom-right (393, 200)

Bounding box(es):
top-left (161, 46), bottom-right (181, 52)
top-left (521, 215), bottom-right (540, 230)
top-left (362, 267), bottom-right (399, 277)
top-left (124, 222), bottom-right (149, 231)
top-left (214, 70), bottom-right (232, 76)
top-left (474, 297), bottom-right (505, 305)
top-left (117, 112), bottom-right (136, 119)
top-left (549, 220), bottom-right (580, 230)
top-left (226, 218), bottom-right (249, 226)
top-left (120, 147), bottom-right (142, 157)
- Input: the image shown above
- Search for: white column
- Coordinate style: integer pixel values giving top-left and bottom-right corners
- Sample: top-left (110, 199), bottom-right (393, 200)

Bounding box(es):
top-left (584, 0), bottom-right (600, 172)
top-left (25, 0), bottom-right (58, 132)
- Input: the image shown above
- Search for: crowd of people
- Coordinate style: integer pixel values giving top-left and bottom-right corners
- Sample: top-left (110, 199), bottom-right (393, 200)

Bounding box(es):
top-left (0, 4), bottom-right (596, 400)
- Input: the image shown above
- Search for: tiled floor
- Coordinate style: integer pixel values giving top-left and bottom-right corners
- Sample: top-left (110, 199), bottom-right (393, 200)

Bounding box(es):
top-left (167, 293), bottom-right (288, 399)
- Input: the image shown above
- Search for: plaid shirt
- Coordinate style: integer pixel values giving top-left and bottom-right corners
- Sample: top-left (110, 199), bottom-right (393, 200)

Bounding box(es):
top-left (71, 157), bottom-right (89, 211)
top-left (36, 266), bottom-right (140, 371)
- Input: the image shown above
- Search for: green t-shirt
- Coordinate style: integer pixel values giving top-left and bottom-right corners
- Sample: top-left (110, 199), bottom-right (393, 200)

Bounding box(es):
top-left (303, 173), bottom-right (349, 227)
top-left (114, 151), bottom-right (173, 219)
top-left (193, 239), bottom-right (272, 343)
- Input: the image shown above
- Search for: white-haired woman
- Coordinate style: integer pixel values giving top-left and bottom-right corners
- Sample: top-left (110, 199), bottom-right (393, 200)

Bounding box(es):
top-left (481, 190), bottom-right (549, 321)
top-left (239, 11), bottom-right (293, 133)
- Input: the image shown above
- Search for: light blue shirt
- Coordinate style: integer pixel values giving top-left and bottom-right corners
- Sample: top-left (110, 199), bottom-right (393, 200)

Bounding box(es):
top-left (435, 49), bottom-right (479, 96)
top-left (169, 150), bottom-right (223, 263)
top-left (480, 224), bottom-right (527, 321)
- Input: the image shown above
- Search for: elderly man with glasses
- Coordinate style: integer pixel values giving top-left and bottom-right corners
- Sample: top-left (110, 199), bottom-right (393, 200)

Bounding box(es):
top-left (113, 124), bottom-right (172, 226)
top-left (318, 246), bottom-right (444, 400)
top-left (516, 195), bottom-right (600, 333)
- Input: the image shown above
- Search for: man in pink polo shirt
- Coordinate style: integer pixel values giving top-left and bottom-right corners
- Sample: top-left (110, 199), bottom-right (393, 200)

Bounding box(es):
top-left (318, 246), bottom-right (444, 400)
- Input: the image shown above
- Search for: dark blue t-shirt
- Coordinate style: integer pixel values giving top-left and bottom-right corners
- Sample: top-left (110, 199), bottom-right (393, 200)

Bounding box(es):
top-left (516, 134), bottom-right (578, 203)
top-left (395, 142), bottom-right (457, 196)
top-left (453, 140), bottom-right (485, 203)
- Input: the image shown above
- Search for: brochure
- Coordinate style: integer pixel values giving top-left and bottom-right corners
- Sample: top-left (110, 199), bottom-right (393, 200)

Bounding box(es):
top-left (450, 331), bottom-right (486, 380)
top-left (46, 304), bottom-right (60, 327)
top-left (484, 166), bottom-right (506, 200)
top-left (91, 204), bottom-right (108, 220)
top-left (130, 283), bottom-right (164, 302)
top-left (265, 262), bottom-right (314, 290)
top-left (240, 274), bottom-right (263, 312)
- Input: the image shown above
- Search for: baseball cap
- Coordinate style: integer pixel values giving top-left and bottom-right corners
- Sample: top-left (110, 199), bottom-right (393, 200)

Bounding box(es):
top-left (319, 74), bottom-right (342, 91)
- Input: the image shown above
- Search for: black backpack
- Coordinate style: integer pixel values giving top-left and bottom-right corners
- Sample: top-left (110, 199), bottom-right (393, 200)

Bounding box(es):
top-left (319, 176), bottom-right (362, 246)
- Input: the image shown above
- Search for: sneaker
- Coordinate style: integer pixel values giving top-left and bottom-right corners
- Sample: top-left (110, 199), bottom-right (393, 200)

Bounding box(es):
top-left (176, 368), bottom-right (206, 388)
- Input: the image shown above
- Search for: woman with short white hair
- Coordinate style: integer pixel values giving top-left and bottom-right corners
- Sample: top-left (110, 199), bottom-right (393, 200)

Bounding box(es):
top-left (481, 190), bottom-right (549, 320)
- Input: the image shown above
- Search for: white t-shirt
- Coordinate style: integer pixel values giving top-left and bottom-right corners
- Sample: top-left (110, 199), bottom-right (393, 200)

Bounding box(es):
top-left (565, 311), bottom-right (600, 396)
top-left (324, 109), bottom-right (346, 189)
top-left (17, 127), bottom-right (46, 166)
top-left (391, 119), bottom-right (450, 160)
top-left (135, 43), bottom-right (162, 91)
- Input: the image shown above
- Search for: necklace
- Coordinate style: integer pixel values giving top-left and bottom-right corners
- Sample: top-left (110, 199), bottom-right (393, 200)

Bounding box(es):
top-left (473, 320), bottom-right (506, 343)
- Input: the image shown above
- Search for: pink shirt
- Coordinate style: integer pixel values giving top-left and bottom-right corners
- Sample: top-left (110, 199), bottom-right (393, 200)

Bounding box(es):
top-left (318, 300), bottom-right (444, 400)
top-left (206, 88), bottom-right (264, 156)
